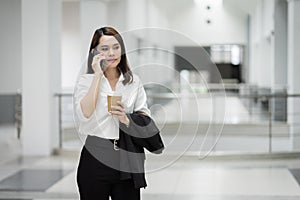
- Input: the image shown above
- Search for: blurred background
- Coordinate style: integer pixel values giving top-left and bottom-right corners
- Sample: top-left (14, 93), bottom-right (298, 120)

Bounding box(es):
top-left (1, 0), bottom-right (300, 199)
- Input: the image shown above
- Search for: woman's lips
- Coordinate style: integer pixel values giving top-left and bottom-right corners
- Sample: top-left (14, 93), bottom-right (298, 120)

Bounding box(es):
top-left (107, 59), bottom-right (117, 62)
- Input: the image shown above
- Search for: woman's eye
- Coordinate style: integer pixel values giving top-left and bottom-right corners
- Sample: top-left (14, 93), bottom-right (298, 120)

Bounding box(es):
top-left (101, 47), bottom-right (108, 51)
top-left (113, 46), bottom-right (120, 50)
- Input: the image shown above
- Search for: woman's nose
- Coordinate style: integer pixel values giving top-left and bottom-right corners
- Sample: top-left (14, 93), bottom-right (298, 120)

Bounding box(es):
top-left (109, 48), bottom-right (114, 56)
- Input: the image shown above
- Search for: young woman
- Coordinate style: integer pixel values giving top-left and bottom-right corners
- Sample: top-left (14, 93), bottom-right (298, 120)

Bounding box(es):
top-left (74, 27), bottom-right (151, 199)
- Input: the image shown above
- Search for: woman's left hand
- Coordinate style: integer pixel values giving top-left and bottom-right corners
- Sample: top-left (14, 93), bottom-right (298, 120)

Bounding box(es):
top-left (110, 101), bottom-right (130, 126)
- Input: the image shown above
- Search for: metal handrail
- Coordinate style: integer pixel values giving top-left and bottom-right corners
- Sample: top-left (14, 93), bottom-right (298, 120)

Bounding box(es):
top-left (147, 93), bottom-right (300, 99)
top-left (53, 92), bottom-right (300, 99)
top-left (0, 92), bottom-right (22, 139)
top-left (54, 93), bottom-right (76, 148)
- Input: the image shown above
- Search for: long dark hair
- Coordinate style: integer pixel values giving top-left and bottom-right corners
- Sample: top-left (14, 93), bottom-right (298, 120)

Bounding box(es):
top-left (87, 27), bottom-right (133, 85)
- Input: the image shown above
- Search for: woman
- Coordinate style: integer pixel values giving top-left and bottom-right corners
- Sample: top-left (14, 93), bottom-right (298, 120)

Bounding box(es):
top-left (74, 27), bottom-right (151, 199)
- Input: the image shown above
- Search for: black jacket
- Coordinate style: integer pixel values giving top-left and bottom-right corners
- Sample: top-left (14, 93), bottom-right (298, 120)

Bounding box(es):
top-left (119, 112), bottom-right (164, 188)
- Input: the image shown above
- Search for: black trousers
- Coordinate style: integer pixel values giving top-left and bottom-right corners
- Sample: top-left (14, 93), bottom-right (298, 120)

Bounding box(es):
top-left (77, 136), bottom-right (140, 200)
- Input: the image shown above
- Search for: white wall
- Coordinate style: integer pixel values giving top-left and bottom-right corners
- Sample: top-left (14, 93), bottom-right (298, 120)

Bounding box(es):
top-left (125, 0), bottom-right (173, 86)
top-left (249, 0), bottom-right (275, 87)
top-left (146, 0), bottom-right (170, 48)
top-left (147, 0), bottom-right (169, 28)
top-left (61, 0), bottom-right (107, 88)
top-left (107, 0), bottom-right (126, 32)
top-left (0, 0), bottom-right (22, 94)
top-left (127, 0), bottom-right (147, 30)
top-left (62, 1), bottom-right (81, 88)
top-left (81, 0), bottom-right (107, 54)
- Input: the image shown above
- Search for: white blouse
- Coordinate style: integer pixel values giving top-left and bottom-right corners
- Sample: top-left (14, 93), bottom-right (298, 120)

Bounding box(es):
top-left (74, 73), bottom-right (151, 139)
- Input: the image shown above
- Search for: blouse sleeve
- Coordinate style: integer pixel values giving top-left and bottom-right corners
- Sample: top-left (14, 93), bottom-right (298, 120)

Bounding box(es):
top-left (133, 76), bottom-right (151, 116)
top-left (74, 74), bottom-right (93, 122)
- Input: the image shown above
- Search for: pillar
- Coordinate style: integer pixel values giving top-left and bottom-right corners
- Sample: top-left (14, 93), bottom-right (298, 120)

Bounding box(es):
top-left (287, 0), bottom-right (300, 150)
top-left (21, 0), bottom-right (61, 155)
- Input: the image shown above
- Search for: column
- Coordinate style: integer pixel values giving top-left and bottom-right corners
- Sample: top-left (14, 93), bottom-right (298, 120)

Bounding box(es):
top-left (274, 0), bottom-right (288, 86)
top-left (22, 0), bottom-right (61, 155)
top-left (287, 0), bottom-right (300, 151)
top-left (272, 0), bottom-right (288, 121)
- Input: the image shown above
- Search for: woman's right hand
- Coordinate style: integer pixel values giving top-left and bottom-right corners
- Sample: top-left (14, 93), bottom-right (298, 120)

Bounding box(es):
top-left (92, 51), bottom-right (105, 75)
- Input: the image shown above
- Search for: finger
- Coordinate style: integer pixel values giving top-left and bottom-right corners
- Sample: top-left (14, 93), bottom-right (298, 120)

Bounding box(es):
top-left (116, 101), bottom-right (124, 108)
top-left (100, 57), bottom-right (106, 62)
top-left (110, 110), bottom-right (124, 116)
top-left (111, 108), bottom-right (125, 114)
top-left (94, 54), bottom-right (101, 59)
top-left (95, 55), bottom-right (105, 63)
top-left (111, 106), bottom-right (125, 112)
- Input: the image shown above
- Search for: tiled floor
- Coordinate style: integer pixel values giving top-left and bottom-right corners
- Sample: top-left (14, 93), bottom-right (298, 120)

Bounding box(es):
top-left (0, 152), bottom-right (300, 200)
top-left (0, 96), bottom-right (298, 199)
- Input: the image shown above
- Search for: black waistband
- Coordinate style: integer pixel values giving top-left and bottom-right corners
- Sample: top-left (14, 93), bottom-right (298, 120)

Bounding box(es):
top-left (108, 139), bottom-right (119, 143)
top-left (85, 135), bottom-right (119, 149)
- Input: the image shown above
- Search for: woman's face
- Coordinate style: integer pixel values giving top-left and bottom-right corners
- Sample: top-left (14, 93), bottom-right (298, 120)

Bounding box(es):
top-left (97, 35), bottom-right (122, 70)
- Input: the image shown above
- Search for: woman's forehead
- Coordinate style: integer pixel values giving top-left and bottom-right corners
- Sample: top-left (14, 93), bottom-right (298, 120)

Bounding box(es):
top-left (99, 35), bottom-right (119, 46)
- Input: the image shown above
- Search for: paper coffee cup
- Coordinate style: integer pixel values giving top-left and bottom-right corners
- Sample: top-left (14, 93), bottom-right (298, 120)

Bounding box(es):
top-left (107, 92), bottom-right (122, 112)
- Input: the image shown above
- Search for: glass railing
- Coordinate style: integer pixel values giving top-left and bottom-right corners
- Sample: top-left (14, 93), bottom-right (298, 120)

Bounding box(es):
top-left (47, 85), bottom-right (300, 155)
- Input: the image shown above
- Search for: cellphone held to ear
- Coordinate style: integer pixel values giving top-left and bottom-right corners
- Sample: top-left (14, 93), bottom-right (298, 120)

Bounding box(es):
top-left (93, 49), bottom-right (105, 71)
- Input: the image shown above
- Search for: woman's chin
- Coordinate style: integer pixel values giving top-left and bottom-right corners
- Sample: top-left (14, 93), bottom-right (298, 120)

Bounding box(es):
top-left (106, 63), bottom-right (119, 69)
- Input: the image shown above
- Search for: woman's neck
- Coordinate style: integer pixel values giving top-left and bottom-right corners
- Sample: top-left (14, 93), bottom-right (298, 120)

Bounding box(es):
top-left (104, 68), bottom-right (120, 80)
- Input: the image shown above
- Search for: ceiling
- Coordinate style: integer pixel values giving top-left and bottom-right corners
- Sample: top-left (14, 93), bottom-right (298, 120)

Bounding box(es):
top-left (151, 0), bottom-right (259, 18)
top-left (62, 0), bottom-right (121, 2)
top-left (151, 0), bottom-right (194, 18)
top-left (223, 0), bottom-right (258, 14)
top-left (62, 0), bottom-right (259, 16)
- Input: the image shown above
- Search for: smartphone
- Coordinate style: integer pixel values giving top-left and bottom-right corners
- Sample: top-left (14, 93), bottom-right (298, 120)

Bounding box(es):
top-left (93, 48), bottom-right (104, 70)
